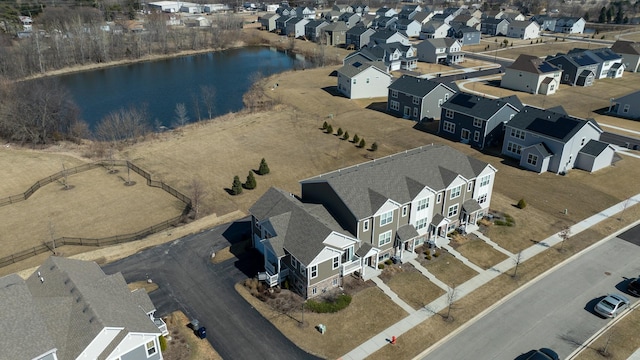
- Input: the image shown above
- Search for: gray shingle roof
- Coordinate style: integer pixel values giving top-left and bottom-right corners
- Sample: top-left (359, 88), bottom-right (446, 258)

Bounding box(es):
top-left (527, 143), bottom-right (553, 158)
top-left (507, 54), bottom-right (561, 74)
top-left (462, 199), bottom-right (481, 213)
top-left (441, 92), bottom-right (522, 119)
top-left (579, 139), bottom-right (611, 156)
top-left (337, 60), bottom-right (387, 78)
top-left (2, 257), bottom-right (160, 360)
top-left (300, 145), bottom-right (492, 220)
top-left (397, 224), bottom-right (419, 241)
top-left (421, 37), bottom-right (457, 49)
top-left (250, 187), bottom-right (351, 265)
top-left (611, 40), bottom-right (640, 55)
top-left (508, 106), bottom-right (601, 143)
top-left (387, 75), bottom-right (454, 97)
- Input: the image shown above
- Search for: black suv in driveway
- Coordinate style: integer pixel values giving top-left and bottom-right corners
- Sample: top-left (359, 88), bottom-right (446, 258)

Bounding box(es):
top-left (628, 277), bottom-right (640, 297)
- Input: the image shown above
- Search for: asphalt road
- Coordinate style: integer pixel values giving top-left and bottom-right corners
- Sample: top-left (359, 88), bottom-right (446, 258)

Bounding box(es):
top-left (423, 233), bottom-right (640, 360)
top-left (102, 218), bottom-right (319, 360)
top-left (601, 132), bottom-right (640, 150)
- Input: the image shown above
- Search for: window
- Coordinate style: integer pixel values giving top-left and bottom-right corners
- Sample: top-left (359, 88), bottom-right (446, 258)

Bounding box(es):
top-left (417, 198), bottom-right (429, 211)
top-left (415, 218), bottom-right (428, 230)
top-left (527, 153), bottom-right (538, 166)
top-left (300, 265), bottom-right (306, 276)
top-left (146, 340), bottom-right (157, 356)
top-left (507, 141), bottom-right (522, 155)
top-left (444, 93), bottom-right (450, 101)
top-left (404, 106), bottom-right (411, 117)
top-left (580, 137), bottom-right (586, 146)
top-left (380, 210), bottom-right (393, 226)
top-left (447, 204), bottom-right (459, 217)
top-left (549, 84), bottom-right (555, 91)
top-left (413, 96), bottom-right (420, 105)
top-left (363, 219), bottom-right (369, 231)
top-left (414, 107), bottom-right (419, 118)
top-left (461, 129), bottom-right (470, 140)
top-left (477, 193), bottom-right (488, 204)
top-left (366, 77), bottom-right (370, 83)
top-left (474, 131), bottom-right (480, 142)
top-left (445, 109), bottom-right (454, 119)
top-left (390, 100), bottom-right (400, 111)
top-left (476, 176), bottom-right (490, 190)
top-left (436, 193), bottom-right (442, 203)
top-left (378, 230), bottom-right (392, 246)
top-left (332, 278), bottom-right (339, 286)
top-left (402, 206), bottom-right (408, 217)
top-left (473, 118), bottom-right (483, 128)
top-left (438, 99), bottom-right (443, 106)
top-left (510, 128), bottom-right (525, 140)
top-left (352, 78), bottom-right (356, 84)
top-left (391, 89), bottom-right (398, 98)
top-left (442, 121), bottom-right (455, 133)
top-left (333, 256), bottom-right (340, 270)
top-left (623, 104), bottom-right (630, 113)
top-left (310, 265), bottom-right (318, 279)
top-left (312, 287), bottom-right (317, 295)
top-left (467, 182), bottom-right (473, 192)
top-left (291, 257), bottom-right (298, 270)
top-left (450, 185), bottom-right (461, 199)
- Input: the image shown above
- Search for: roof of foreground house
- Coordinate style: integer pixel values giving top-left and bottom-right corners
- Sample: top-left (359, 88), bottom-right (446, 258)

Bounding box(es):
top-left (507, 106), bottom-right (601, 143)
top-left (300, 145), bottom-right (493, 220)
top-left (611, 40), bottom-right (640, 55)
top-left (507, 54), bottom-right (561, 74)
top-left (337, 60), bottom-right (387, 78)
top-left (441, 92), bottom-right (523, 119)
top-left (0, 257), bottom-right (160, 360)
top-left (388, 75), bottom-right (455, 97)
top-left (250, 187), bottom-right (351, 264)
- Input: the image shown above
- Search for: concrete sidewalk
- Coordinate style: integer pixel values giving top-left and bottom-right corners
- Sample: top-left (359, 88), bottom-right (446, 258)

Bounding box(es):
top-left (340, 194), bottom-right (640, 360)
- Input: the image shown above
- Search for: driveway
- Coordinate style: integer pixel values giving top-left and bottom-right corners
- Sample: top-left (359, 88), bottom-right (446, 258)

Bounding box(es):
top-left (422, 234), bottom-right (640, 360)
top-left (102, 218), bottom-right (319, 360)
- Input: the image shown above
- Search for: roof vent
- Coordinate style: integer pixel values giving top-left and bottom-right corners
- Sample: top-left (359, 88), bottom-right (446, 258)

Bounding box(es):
top-left (39, 276), bottom-right (44, 283)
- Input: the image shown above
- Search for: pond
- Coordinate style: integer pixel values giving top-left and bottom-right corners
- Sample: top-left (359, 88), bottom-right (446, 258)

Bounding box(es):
top-left (59, 46), bottom-right (307, 130)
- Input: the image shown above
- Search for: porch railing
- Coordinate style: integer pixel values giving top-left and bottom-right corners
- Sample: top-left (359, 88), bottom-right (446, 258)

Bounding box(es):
top-left (341, 259), bottom-right (361, 276)
top-left (154, 318), bottom-right (169, 336)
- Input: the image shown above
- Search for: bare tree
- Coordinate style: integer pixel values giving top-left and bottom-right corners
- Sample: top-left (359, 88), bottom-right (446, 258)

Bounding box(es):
top-left (48, 221), bottom-right (57, 255)
top-left (173, 103), bottom-right (189, 128)
top-left (618, 198), bottom-right (632, 221)
top-left (200, 85), bottom-right (216, 120)
top-left (190, 178), bottom-right (208, 220)
top-left (444, 284), bottom-right (457, 322)
top-left (61, 163), bottom-right (70, 190)
top-left (191, 92), bottom-right (202, 122)
top-left (95, 104), bottom-right (150, 143)
top-left (512, 251), bottom-right (524, 278)
top-left (559, 226), bottom-right (572, 251)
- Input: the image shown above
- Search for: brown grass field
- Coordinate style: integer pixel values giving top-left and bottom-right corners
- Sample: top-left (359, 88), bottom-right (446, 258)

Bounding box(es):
top-left (421, 251), bottom-right (479, 287)
top-left (380, 264), bottom-right (446, 310)
top-left (454, 237), bottom-right (509, 270)
top-left (236, 282), bottom-right (407, 359)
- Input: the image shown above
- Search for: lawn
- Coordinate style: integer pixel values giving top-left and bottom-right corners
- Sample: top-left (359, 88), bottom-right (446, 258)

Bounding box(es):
top-left (419, 250), bottom-right (479, 288)
top-left (452, 235), bottom-right (509, 270)
top-left (235, 281), bottom-right (407, 359)
top-left (163, 311), bottom-right (223, 360)
top-left (0, 165), bottom-right (185, 259)
top-left (380, 263), bottom-right (446, 310)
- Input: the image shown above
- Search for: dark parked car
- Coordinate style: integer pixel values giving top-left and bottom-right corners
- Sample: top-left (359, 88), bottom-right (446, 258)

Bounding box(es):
top-left (520, 348), bottom-right (559, 360)
top-left (628, 278), bottom-right (640, 297)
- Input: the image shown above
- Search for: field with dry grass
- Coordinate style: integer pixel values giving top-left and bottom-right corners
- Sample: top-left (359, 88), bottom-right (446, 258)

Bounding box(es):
top-left (453, 236), bottom-right (509, 270)
top-left (575, 302), bottom-right (640, 360)
top-left (236, 282), bottom-right (407, 359)
top-left (380, 264), bottom-right (446, 310)
top-left (163, 311), bottom-right (223, 360)
top-left (420, 251), bottom-right (479, 287)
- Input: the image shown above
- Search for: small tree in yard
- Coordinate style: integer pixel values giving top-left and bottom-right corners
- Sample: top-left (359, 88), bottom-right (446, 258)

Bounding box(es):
top-left (326, 124), bottom-right (333, 134)
top-left (244, 171), bottom-right (257, 190)
top-left (337, 127), bottom-right (343, 136)
top-left (258, 158), bottom-right (270, 175)
top-left (370, 142), bottom-right (378, 151)
top-left (352, 134), bottom-right (359, 143)
top-left (322, 121), bottom-right (328, 130)
top-left (444, 284), bottom-right (457, 322)
top-left (517, 198), bottom-right (527, 209)
top-left (342, 131), bottom-right (349, 140)
top-left (559, 226), bottom-right (571, 251)
top-left (512, 251), bottom-right (523, 278)
top-left (231, 176), bottom-right (243, 195)
top-left (358, 138), bottom-right (366, 148)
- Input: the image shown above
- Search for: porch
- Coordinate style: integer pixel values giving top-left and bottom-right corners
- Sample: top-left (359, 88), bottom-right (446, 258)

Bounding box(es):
top-left (153, 317), bottom-right (169, 337)
top-left (260, 261), bottom-right (290, 287)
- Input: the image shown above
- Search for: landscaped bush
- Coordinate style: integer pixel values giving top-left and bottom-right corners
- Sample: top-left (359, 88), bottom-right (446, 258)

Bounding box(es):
top-left (426, 252), bottom-right (432, 260)
top-left (517, 198), bottom-right (527, 209)
top-left (306, 294), bottom-right (352, 313)
top-left (385, 259), bottom-right (393, 265)
top-left (322, 121), bottom-right (328, 130)
top-left (378, 263), bottom-right (385, 270)
top-left (326, 124), bottom-right (333, 134)
top-left (358, 138), bottom-right (366, 148)
top-left (337, 127), bottom-right (343, 136)
top-left (433, 249), bottom-right (441, 257)
top-left (370, 142), bottom-right (378, 151)
top-left (159, 336), bottom-right (167, 352)
top-left (342, 131), bottom-right (349, 140)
